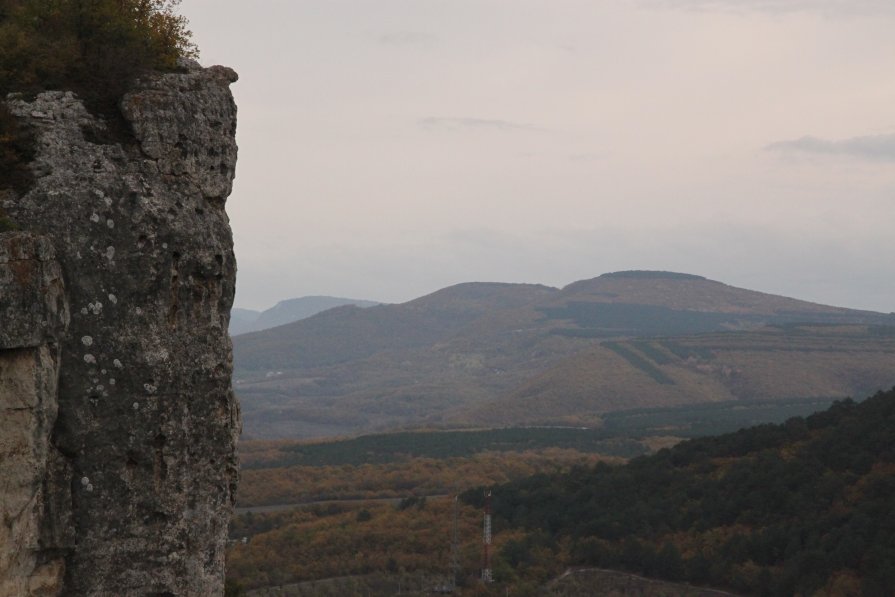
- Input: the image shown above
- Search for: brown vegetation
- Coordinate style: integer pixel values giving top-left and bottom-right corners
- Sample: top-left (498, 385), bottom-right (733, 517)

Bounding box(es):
top-left (228, 445), bottom-right (615, 594)
top-left (0, 0), bottom-right (196, 105)
top-left (237, 448), bottom-right (612, 508)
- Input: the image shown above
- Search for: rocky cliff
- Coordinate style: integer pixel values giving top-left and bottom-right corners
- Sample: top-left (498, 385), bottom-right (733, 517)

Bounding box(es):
top-left (0, 61), bottom-right (240, 595)
top-left (0, 233), bottom-right (69, 596)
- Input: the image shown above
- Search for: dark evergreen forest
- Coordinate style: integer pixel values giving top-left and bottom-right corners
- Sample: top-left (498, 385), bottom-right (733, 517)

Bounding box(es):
top-left (465, 387), bottom-right (895, 596)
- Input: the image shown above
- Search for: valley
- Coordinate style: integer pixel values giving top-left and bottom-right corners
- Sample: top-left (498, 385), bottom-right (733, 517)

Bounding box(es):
top-left (227, 272), bottom-right (895, 596)
top-left (228, 388), bottom-right (895, 596)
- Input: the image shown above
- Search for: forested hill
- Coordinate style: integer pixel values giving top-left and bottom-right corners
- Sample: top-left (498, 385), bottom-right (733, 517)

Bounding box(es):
top-left (467, 387), bottom-right (895, 596)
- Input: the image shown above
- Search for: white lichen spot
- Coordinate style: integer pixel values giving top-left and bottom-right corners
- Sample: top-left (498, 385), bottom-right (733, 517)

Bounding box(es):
top-left (93, 189), bottom-right (105, 199)
top-left (101, 369), bottom-right (107, 375)
top-left (96, 385), bottom-right (104, 392)
top-left (113, 359), bottom-right (123, 369)
top-left (104, 197), bottom-right (113, 207)
top-left (80, 476), bottom-right (90, 487)
top-left (109, 378), bottom-right (116, 386)
top-left (86, 484), bottom-right (94, 492)
top-left (81, 335), bottom-right (93, 347)
top-left (88, 302), bottom-right (103, 315)
top-left (143, 383), bottom-right (157, 394)
top-left (135, 307), bottom-right (143, 316)
top-left (80, 307), bottom-right (88, 315)
top-left (105, 246), bottom-right (115, 260)
top-left (90, 213), bottom-right (100, 223)
top-left (162, 243), bottom-right (168, 249)
top-left (108, 294), bottom-right (118, 304)
top-left (132, 402), bottom-right (139, 410)
top-left (83, 354), bottom-right (96, 364)
top-left (106, 219), bottom-right (114, 229)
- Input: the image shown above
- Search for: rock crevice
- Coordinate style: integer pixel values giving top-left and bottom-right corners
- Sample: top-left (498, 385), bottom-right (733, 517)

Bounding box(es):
top-left (0, 232), bottom-right (69, 597)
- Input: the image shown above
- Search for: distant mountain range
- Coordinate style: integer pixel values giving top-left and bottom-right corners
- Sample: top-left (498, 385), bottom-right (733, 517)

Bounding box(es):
top-left (232, 271), bottom-right (895, 439)
top-left (230, 296), bottom-right (380, 336)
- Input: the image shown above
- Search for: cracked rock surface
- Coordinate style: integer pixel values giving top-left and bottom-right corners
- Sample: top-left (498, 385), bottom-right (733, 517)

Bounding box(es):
top-left (0, 232), bottom-right (68, 597)
top-left (1, 62), bottom-right (240, 595)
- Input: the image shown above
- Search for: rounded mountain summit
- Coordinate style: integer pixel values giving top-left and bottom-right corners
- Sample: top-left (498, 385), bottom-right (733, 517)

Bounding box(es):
top-left (232, 271), bottom-right (895, 439)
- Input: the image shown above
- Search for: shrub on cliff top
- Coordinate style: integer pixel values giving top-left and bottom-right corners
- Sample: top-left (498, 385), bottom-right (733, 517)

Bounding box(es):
top-left (0, 0), bottom-right (197, 111)
top-left (0, 0), bottom-right (197, 197)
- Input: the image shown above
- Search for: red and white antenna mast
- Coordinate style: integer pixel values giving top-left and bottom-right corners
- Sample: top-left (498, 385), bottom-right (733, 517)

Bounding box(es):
top-left (481, 490), bottom-right (494, 583)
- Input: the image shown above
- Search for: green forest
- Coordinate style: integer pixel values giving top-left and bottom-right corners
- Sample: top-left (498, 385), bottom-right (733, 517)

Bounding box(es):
top-left (464, 387), bottom-right (895, 596)
top-left (241, 396), bottom-right (840, 470)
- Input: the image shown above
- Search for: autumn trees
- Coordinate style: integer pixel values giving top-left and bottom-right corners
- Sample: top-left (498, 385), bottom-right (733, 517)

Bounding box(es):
top-left (478, 389), bottom-right (895, 595)
top-left (0, 0), bottom-right (196, 110)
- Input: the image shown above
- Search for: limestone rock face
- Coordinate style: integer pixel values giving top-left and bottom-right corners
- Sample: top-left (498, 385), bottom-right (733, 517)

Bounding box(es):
top-left (1, 62), bottom-right (240, 595)
top-left (0, 233), bottom-right (68, 597)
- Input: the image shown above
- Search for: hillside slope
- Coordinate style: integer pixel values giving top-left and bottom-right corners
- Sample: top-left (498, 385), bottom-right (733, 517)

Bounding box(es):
top-left (471, 324), bottom-right (895, 426)
top-left (229, 296), bottom-right (380, 336)
top-left (233, 282), bottom-right (554, 370)
top-left (233, 272), bottom-right (895, 438)
top-left (473, 387), bottom-right (895, 596)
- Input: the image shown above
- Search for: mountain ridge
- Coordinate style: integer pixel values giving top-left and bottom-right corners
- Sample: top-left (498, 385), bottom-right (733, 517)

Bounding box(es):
top-left (230, 295), bottom-right (380, 336)
top-left (233, 271), bottom-right (895, 439)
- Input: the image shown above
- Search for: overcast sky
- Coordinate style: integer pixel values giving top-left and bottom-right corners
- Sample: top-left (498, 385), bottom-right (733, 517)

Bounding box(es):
top-left (181, 0), bottom-right (894, 313)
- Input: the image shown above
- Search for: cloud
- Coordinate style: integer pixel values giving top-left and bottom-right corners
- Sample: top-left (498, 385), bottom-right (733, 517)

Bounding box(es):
top-left (379, 32), bottom-right (438, 46)
top-left (766, 133), bottom-right (895, 161)
top-left (418, 117), bottom-right (540, 132)
top-left (644, 0), bottom-right (895, 16)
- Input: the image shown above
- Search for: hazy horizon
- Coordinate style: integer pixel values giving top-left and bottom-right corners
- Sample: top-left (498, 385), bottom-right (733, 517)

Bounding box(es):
top-left (234, 268), bottom-right (894, 316)
top-left (182, 0), bottom-right (895, 313)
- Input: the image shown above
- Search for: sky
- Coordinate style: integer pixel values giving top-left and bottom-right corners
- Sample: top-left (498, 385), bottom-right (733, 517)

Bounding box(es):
top-left (181, 0), bottom-right (895, 313)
